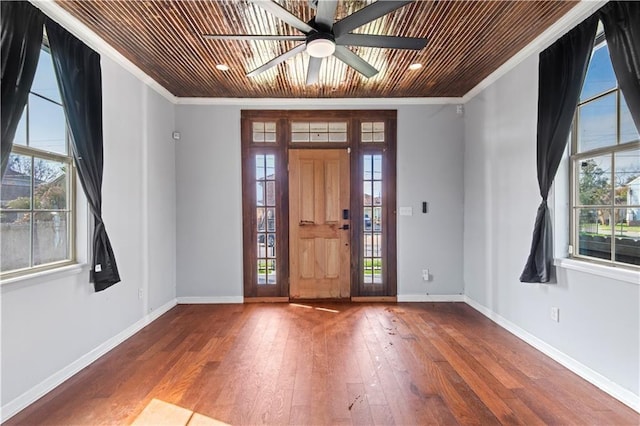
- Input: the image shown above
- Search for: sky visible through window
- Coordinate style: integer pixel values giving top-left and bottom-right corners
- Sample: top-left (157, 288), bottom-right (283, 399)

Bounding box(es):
top-left (13, 48), bottom-right (66, 156)
top-left (578, 39), bottom-right (639, 189)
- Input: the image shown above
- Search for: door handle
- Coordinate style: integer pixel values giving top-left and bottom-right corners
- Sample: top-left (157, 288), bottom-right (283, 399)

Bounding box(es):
top-left (340, 224), bottom-right (350, 230)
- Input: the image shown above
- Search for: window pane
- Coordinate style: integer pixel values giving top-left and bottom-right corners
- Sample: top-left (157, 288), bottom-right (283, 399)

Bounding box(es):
top-left (33, 159), bottom-right (67, 210)
top-left (577, 208), bottom-right (612, 261)
top-left (2, 154), bottom-right (32, 209)
top-left (578, 155), bottom-right (612, 206)
top-left (267, 234), bottom-right (276, 258)
top-left (580, 43), bottom-right (616, 102)
top-left (364, 206), bottom-right (372, 230)
top-left (615, 149), bottom-right (640, 206)
top-left (0, 212), bottom-right (31, 271)
top-left (373, 206), bottom-right (382, 232)
top-left (614, 209), bottom-right (640, 266)
top-left (257, 259), bottom-right (266, 285)
top-left (33, 211), bottom-right (68, 266)
top-left (373, 155), bottom-right (382, 179)
top-left (31, 49), bottom-right (62, 103)
top-left (28, 94), bottom-right (67, 154)
top-left (265, 181), bottom-right (275, 207)
top-left (13, 108), bottom-right (27, 147)
top-left (257, 207), bottom-right (265, 231)
top-left (256, 155), bottom-right (265, 180)
top-left (266, 208), bottom-right (276, 231)
top-left (363, 181), bottom-right (373, 206)
top-left (578, 92), bottom-right (616, 153)
top-left (256, 182), bottom-right (265, 206)
top-left (267, 259), bottom-right (276, 284)
top-left (363, 155), bottom-right (372, 180)
top-left (257, 235), bottom-right (264, 258)
top-left (266, 155), bottom-right (275, 178)
top-left (620, 95), bottom-right (639, 144)
top-left (373, 181), bottom-right (382, 205)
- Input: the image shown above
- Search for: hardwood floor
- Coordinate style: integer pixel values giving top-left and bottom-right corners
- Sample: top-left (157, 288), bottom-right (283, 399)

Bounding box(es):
top-left (6, 302), bottom-right (639, 425)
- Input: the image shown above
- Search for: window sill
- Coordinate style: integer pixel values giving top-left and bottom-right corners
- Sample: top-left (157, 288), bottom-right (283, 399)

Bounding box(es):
top-left (0, 263), bottom-right (89, 291)
top-left (554, 258), bottom-right (640, 285)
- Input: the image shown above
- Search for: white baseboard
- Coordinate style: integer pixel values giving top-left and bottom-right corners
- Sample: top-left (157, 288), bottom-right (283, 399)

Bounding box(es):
top-left (176, 296), bottom-right (244, 304)
top-left (0, 298), bottom-right (177, 423)
top-left (464, 296), bottom-right (640, 413)
top-left (397, 294), bottom-right (465, 302)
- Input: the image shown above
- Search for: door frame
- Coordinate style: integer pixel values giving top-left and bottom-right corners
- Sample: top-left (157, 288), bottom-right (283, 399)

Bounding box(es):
top-left (241, 110), bottom-right (397, 299)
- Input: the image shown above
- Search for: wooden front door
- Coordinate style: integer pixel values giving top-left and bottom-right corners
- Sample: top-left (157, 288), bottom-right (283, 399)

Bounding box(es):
top-left (289, 149), bottom-right (350, 299)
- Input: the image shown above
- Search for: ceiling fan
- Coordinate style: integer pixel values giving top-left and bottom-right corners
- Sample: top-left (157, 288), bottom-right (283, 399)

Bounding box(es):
top-left (204, 0), bottom-right (428, 85)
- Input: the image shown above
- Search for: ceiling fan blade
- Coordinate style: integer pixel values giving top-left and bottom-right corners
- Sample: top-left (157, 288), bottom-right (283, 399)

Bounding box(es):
top-left (333, 0), bottom-right (413, 37)
top-left (306, 57), bottom-right (322, 85)
top-left (248, 0), bottom-right (314, 34)
top-left (247, 43), bottom-right (307, 77)
top-left (333, 45), bottom-right (378, 78)
top-left (315, 0), bottom-right (338, 31)
top-left (204, 34), bottom-right (306, 42)
top-left (336, 33), bottom-right (427, 50)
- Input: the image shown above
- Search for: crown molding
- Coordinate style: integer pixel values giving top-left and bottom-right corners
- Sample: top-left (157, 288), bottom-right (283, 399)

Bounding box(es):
top-left (462, 0), bottom-right (608, 104)
top-left (29, 0), bottom-right (178, 104)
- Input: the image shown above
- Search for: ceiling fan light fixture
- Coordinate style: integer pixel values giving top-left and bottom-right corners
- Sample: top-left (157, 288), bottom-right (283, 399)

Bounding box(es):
top-left (306, 33), bottom-right (336, 58)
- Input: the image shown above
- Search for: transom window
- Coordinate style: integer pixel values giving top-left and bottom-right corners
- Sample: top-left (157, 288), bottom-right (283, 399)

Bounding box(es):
top-left (252, 122), bottom-right (276, 143)
top-left (1, 45), bottom-right (75, 277)
top-left (571, 27), bottom-right (640, 267)
top-left (361, 121), bottom-right (385, 143)
top-left (291, 121), bottom-right (347, 143)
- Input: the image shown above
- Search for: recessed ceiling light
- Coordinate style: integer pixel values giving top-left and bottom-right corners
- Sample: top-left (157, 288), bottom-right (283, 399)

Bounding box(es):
top-left (216, 64), bottom-right (230, 71)
top-left (409, 63), bottom-right (423, 70)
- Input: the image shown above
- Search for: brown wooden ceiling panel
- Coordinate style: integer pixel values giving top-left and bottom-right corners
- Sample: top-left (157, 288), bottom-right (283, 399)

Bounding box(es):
top-left (54, 0), bottom-right (579, 98)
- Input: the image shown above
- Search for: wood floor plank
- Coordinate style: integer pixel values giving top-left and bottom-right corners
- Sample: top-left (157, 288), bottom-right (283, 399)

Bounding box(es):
top-left (5, 303), bottom-right (639, 426)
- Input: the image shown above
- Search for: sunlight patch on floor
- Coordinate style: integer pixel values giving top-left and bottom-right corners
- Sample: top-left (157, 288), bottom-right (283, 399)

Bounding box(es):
top-left (131, 399), bottom-right (229, 426)
top-left (289, 303), bottom-right (340, 313)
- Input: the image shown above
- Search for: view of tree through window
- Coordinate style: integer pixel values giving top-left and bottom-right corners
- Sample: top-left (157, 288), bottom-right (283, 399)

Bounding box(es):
top-left (572, 27), bottom-right (640, 267)
top-left (0, 45), bottom-right (74, 275)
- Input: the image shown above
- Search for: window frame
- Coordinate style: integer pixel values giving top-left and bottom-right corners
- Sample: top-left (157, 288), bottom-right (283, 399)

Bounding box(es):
top-left (0, 43), bottom-right (76, 280)
top-left (569, 31), bottom-right (640, 270)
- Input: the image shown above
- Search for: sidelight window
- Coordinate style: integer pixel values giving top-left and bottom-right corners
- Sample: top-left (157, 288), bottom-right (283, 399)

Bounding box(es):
top-left (256, 154), bottom-right (277, 284)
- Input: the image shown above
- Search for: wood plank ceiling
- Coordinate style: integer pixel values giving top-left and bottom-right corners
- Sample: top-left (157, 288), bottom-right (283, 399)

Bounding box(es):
top-left (55, 0), bottom-right (579, 98)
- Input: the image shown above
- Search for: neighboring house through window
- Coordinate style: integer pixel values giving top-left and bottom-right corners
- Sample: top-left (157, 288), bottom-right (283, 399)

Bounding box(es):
top-left (571, 24), bottom-right (640, 267)
top-left (0, 41), bottom-right (75, 277)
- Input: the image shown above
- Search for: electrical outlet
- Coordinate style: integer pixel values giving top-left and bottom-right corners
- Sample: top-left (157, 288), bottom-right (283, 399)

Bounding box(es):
top-left (550, 307), bottom-right (560, 322)
top-left (422, 269), bottom-right (430, 281)
top-left (138, 288), bottom-right (144, 300)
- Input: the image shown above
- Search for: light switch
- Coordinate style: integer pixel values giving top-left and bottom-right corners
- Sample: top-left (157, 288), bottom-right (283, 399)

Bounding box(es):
top-left (399, 207), bottom-right (413, 216)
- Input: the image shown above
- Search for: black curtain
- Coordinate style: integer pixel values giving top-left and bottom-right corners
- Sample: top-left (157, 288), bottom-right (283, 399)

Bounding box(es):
top-left (45, 19), bottom-right (120, 291)
top-left (599, 1), bottom-right (640, 131)
top-left (1, 1), bottom-right (44, 178)
top-left (520, 16), bottom-right (598, 283)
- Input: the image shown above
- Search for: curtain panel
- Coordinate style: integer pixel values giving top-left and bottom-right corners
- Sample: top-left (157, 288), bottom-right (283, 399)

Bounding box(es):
top-left (520, 16), bottom-right (598, 283)
top-left (46, 19), bottom-right (121, 291)
top-left (1, 1), bottom-right (44, 178)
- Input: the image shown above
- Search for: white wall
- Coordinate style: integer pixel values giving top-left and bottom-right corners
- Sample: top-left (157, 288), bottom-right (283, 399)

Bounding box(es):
top-left (0, 56), bottom-right (177, 415)
top-left (463, 54), bottom-right (640, 399)
top-left (175, 104), bottom-right (464, 300)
